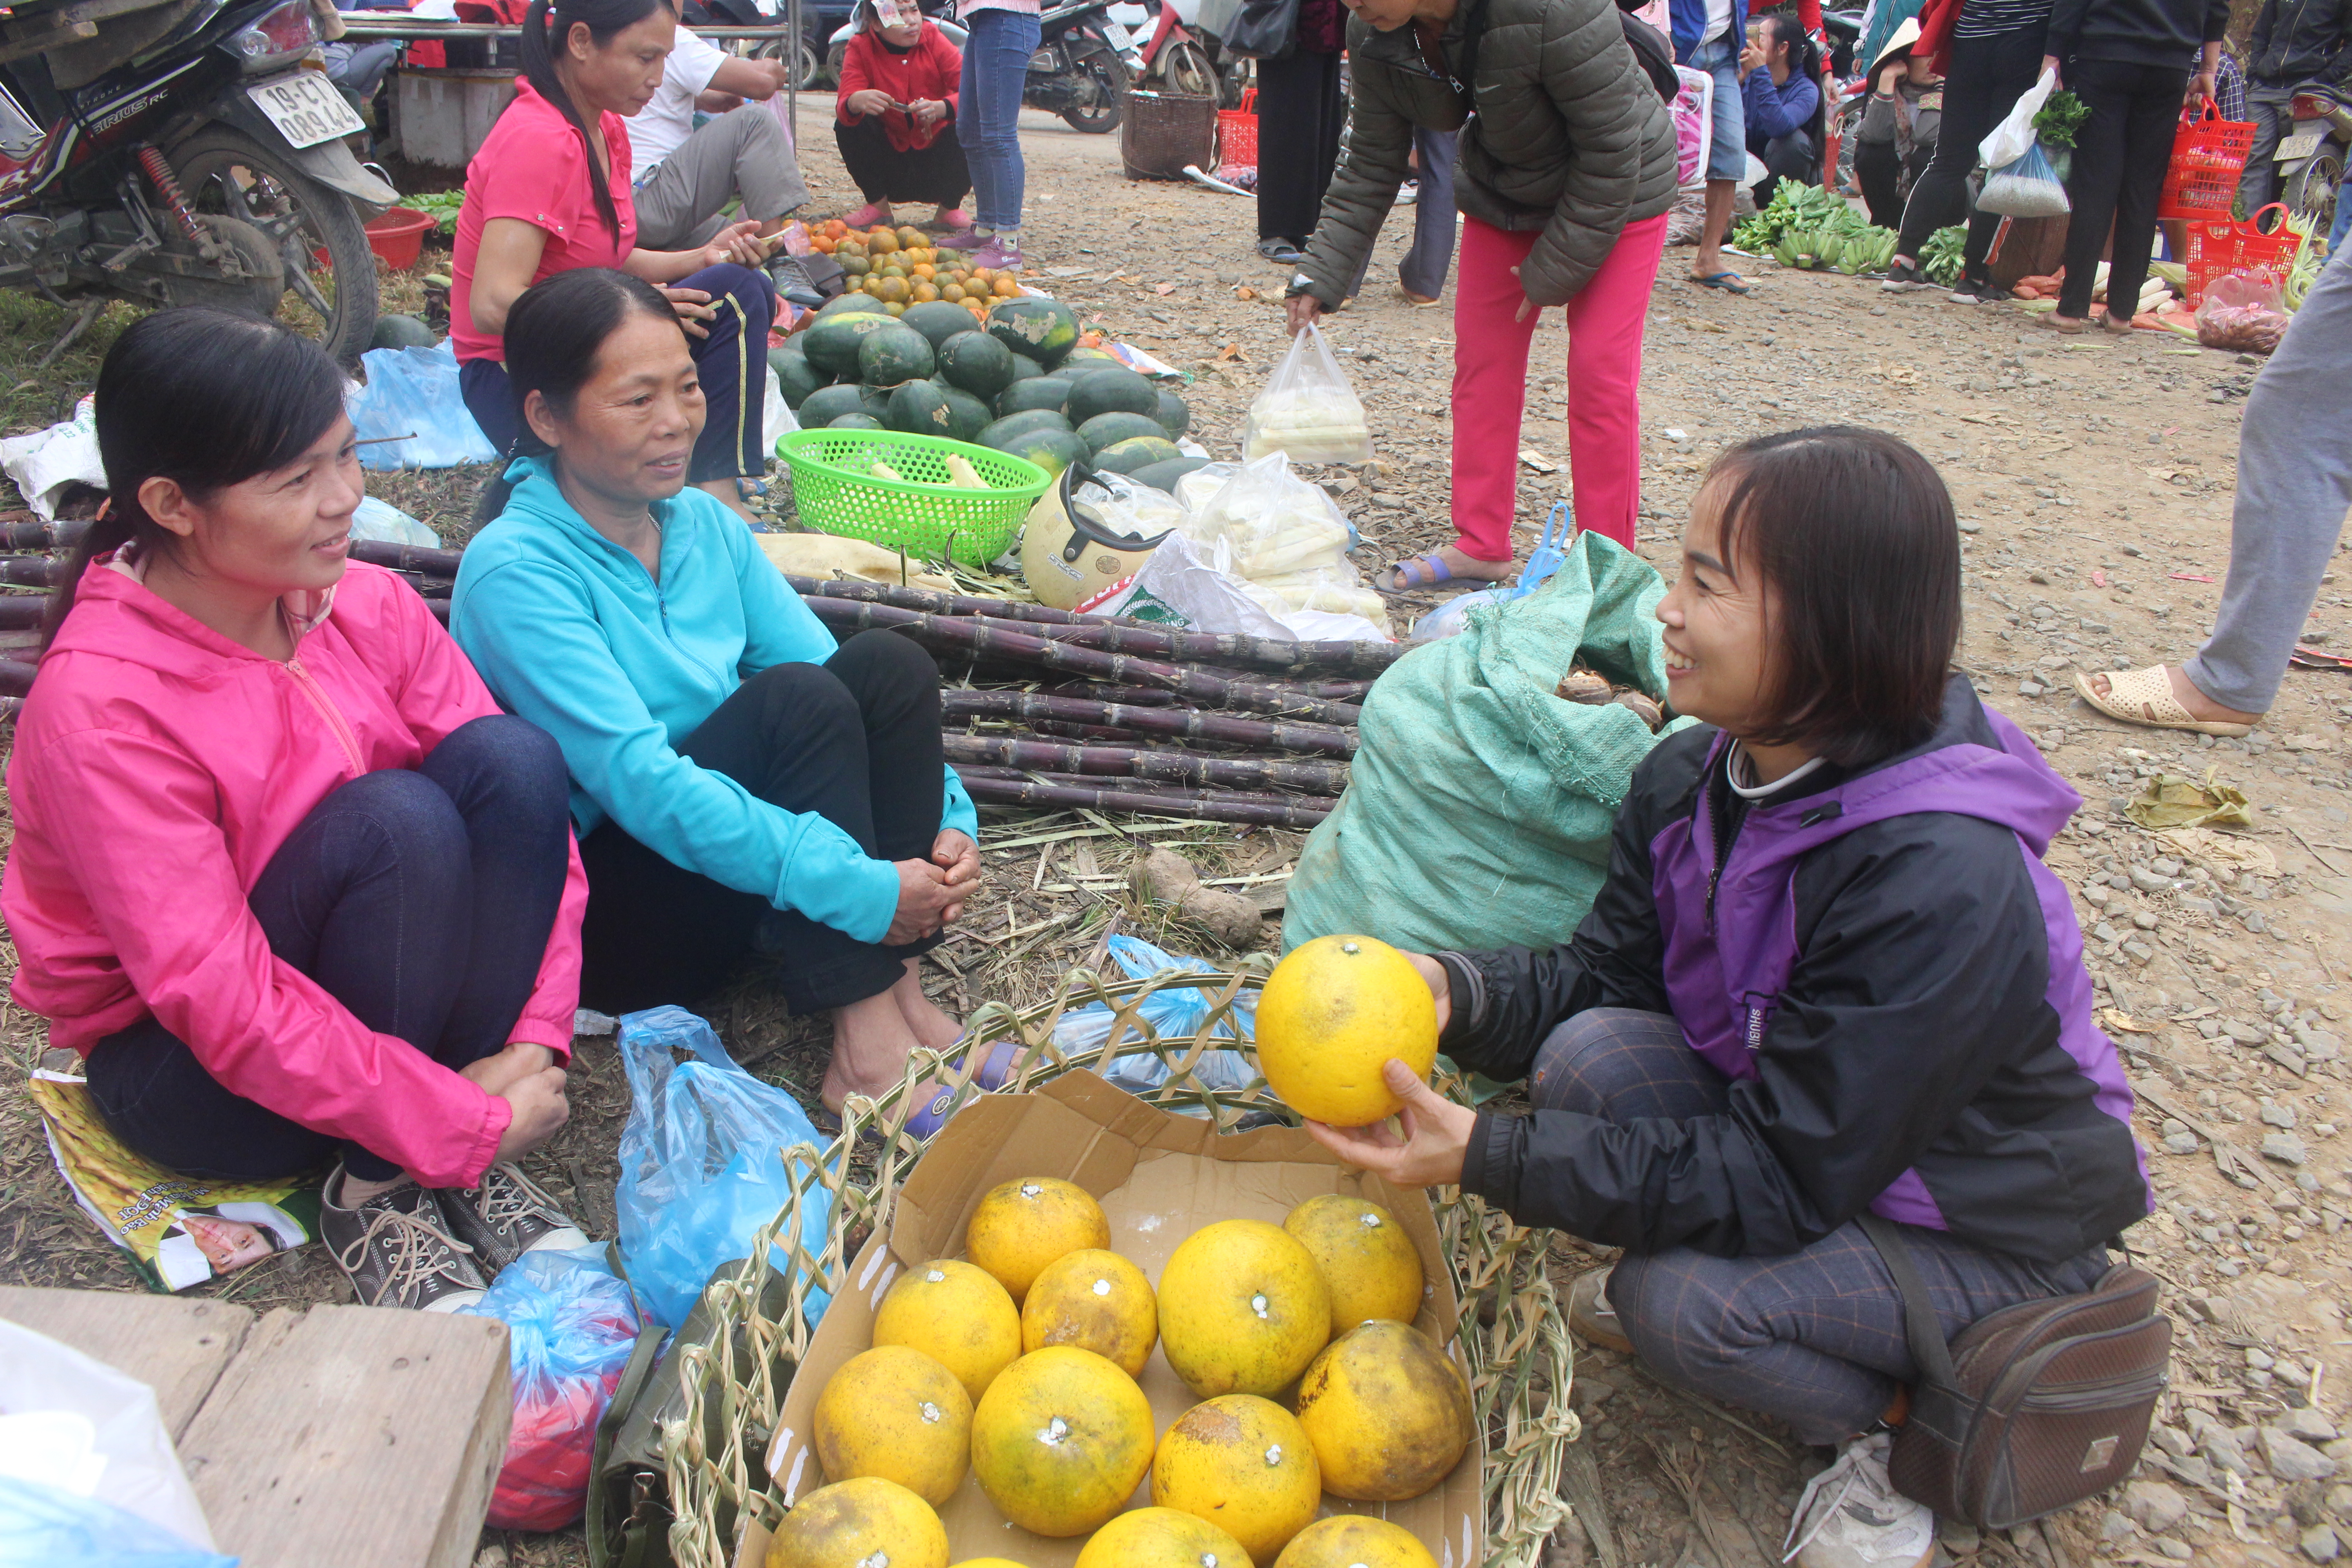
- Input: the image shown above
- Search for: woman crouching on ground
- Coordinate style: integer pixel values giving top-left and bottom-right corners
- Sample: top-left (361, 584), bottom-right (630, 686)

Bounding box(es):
top-left (1309, 426), bottom-right (2148, 1568)
top-left (453, 269), bottom-right (982, 1124)
top-left (3, 308), bottom-right (589, 1313)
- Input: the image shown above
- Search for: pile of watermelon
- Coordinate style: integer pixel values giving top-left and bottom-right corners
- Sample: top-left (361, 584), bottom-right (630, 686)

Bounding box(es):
top-left (771, 294), bottom-right (1201, 492)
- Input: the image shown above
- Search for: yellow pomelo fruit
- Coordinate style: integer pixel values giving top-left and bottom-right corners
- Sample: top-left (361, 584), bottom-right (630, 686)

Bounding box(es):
top-left (948, 1561), bottom-right (1036, 1567)
top-left (1273, 1516), bottom-right (1439, 1568)
top-left (812, 1345), bottom-right (974, 1506)
top-left (1283, 1195), bottom-right (1426, 1336)
top-left (1255, 936), bottom-right (1439, 1127)
top-left (1158, 1220), bottom-right (1331, 1398)
top-left (1021, 1247), bottom-right (1158, 1375)
top-left (1294, 1321), bottom-right (1473, 1502)
top-left (966, 1176), bottom-right (1111, 1303)
top-left (1151, 1394), bottom-right (1321, 1563)
top-left (1074, 1506), bottom-right (1256, 1568)
top-left (970, 1346), bottom-right (1155, 1536)
top-left (764, 1476), bottom-right (948, 1568)
top-left (875, 1258), bottom-right (1023, 1403)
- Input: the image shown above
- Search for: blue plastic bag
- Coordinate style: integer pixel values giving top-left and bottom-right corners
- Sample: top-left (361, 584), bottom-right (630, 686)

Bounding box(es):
top-left (612, 1007), bottom-right (835, 1331)
top-left (0, 1476), bottom-right (234, 1568)
top-left (1411, 500), bottom-right (1577, 641)
top-left (1059, 935), bottom-right (1258, 1099)
top-left (458, 1248), bottom-right (644, 1530)
top-left (346, 341), bottom-right (496, 471)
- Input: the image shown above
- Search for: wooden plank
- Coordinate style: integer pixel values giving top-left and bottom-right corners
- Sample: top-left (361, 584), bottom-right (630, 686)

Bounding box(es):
top-left (0, 1285), bottom-right (254, 1441)
top-left (176, 1304), bottom-right (512, 1568)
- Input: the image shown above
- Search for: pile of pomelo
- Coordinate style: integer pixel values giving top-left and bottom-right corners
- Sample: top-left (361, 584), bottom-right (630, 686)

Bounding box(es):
top-left (808, 221), bottom-right (1023, 321)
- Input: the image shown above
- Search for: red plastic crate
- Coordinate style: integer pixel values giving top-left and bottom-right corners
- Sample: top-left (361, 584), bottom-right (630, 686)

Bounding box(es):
top-left (2158, 102), bottom-right (2256, 220)
top-left (1217, 88), bottom-right (1258, 170)
top-left (2182, 202), bottom-right (2304, 305)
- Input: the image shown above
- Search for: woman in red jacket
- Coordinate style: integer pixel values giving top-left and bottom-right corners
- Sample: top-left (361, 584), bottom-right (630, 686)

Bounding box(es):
top-left (834, 0), bottom-right (973, 232)
top-left (3, 308), bottom-right (589, 1314)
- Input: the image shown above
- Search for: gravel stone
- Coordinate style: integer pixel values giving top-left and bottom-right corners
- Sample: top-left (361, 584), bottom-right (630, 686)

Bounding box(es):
top-left (2125, 1480), bottom-right (2190, 1533)
top-left (2269, 1428), bottom-right (2343, 1482)
top-left (2310, 1524), bottom-right (2344, 1563)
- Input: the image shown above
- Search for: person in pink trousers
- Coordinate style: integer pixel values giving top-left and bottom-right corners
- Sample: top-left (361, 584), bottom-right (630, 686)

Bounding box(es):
top-left (1284, 0), bottom-right (1681, 573)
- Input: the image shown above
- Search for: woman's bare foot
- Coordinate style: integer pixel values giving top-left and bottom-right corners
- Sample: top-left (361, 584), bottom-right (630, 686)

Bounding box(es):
top-left (892, 959), bottom-right (963, 1051)
top-left (820, 991), bottom-right (925, 1113)
top-left (2085, 666), bottom-right (2260, 727)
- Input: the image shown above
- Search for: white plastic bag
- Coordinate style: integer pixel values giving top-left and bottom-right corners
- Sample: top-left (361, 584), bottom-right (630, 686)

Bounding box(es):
top-left (0, 395), bottom-right (101, 522)
top-left (1243, 323), bottom-right (1373, 465)
top-left (0, 1321), bottom-right (217, 1551)
top-left (1183, 452), bottom-right (1354, 580)
top-left (1980, 65), bottom-right (2059, 171)
top-left (1081, 533), bottom-right (1293, 637)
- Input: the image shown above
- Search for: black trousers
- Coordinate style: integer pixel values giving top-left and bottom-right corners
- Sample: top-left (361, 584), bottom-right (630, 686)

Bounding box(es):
top-left (1749, 127), bottom-right (1818, 210)
top-left (835, 114), bottom-right (974, 207)
top-left (1857, 134), bottom-right (1936, 230)
top-left (578, 630), bottom-right (948, 1017)
top-left (1255, 46), bottom-right (1346, 246)
top-left (2058, 58), bottom-right (2190, 321)
top-left (1893, 23), bottom-right (2048, 279)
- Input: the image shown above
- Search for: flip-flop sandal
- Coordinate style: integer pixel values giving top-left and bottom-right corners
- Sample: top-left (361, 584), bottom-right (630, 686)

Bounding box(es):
top-left (903, 1037), bottom-right (1022, 1140)
top-left (2071, 666), bottom-right (2256, 737)
top-left (1690, 271), bottom-right (1751, 294)
top-left (1378, 552), bottom-right (1455, 593)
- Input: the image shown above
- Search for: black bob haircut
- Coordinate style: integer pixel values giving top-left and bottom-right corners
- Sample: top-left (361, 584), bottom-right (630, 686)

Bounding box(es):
top-left (1701, 425), bottom-right (1960, 767)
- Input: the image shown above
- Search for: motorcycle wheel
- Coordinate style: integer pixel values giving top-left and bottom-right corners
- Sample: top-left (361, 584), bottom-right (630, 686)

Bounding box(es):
top-left (1156, 39), bottom-right (1217, 99)
top-left (2284, 148), bottom-right (2343, 240)
top-left (755, 30), bottom-right (827, 90)
top-left (171, 126), bottom-right (378, 365)
top-left (1060, 52), bottom-right (1129, 133)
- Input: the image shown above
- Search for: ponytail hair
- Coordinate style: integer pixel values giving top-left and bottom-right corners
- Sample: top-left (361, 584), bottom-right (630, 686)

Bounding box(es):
top-left (519, 0), bottom-right (678, 246)
top-left (472, 267), bottom-right (686, 527)
top-left (44, 307), bottom-right (344, 653)
top-left (1763, 13), bottom-right (1823, 83)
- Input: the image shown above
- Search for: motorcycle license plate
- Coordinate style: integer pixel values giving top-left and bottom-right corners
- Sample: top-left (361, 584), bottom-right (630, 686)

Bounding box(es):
top-left (1100, 19), bottom-right (1134, 47)
top-left (247, 70), bottom-right (364, 151)
top-left (2277, 132), bottom-right (2322, 162)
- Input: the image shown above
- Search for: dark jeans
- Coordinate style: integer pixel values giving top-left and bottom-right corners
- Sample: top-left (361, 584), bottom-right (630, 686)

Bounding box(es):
top-left (83, 716), bottom-right (574, 1185)
top-left (1256, 45), bottom-right (1346, 246)
top-left (459, 262), bottom-right (775, 483)
top-left (1894, 23), bottom-right (2049, 279)
top-left (578, 629), bottom-right (948, 1017)
top-left (1533, 1008), bottom-right (2111, 1445)
top-left (836, 114), bottom-right (974, 207)
top-left (2058, 59), bottom-right (2191, 321)
top-left (1749, 127), bottom-right (1818, 210)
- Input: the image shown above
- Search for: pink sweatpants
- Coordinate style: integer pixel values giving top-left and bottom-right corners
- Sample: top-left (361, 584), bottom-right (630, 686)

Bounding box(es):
top-left (1450, 211), bottom-right (1669, 557)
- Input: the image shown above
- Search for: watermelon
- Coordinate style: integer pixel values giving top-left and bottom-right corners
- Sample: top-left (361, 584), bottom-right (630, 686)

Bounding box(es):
top-left (975, 410), bottom-right (1074, 450)
top-left (1092, 435), bottom-right (1184, 476)
top-left (803, 311), bottom-right (897, 375)
top-left (939, 386), bottom-right (994, 443)
top-left (798, 384), bottom-right (869, 426)
top-left (1153, 388), bottom-right (1191, 440)
top-left (1064, 367), bottom-right (1159, 425)
top-left (816, 292), bottom-right (887, 318)
top-left (900, 300), bottom-right (982, 348)
top-left (769, 348), bottom-right (829, 409)
top-left (1132, 456), bottom-right (1214, 493)
top-left (371, 313), bottom-right (436, 350)
top-left (985, 297), bottom-right (1079, 363)
top-left (995, 378), bottom-right (1070, 418)
top-left (1004, 353), bottom-right (1048, 383)
top-left (981, 424), bottom-right (1088, 480)
top-left (887, 380), bottom-right (958, 438)
top-left (1075, 411), bottom-right (1167, 456)
top-left (858, 384), bottom-right (896, 419)
top-left (1059, 346), bottom-right (1121, 368)
top-left (938, 332), bottom-right (1018, 399)
top-left (828, 413), bottom-right (886, 430)
top-left (857, 322), bottom-right (936, 386)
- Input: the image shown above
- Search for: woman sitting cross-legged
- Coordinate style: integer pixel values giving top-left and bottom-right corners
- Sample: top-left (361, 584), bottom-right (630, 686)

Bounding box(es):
top-left (453, 269), bottom-right (983, 1120)
top-left (3, 308), bottom-right (589, 1313)
top-left (1307, 426), bottom-right (2148, 1568)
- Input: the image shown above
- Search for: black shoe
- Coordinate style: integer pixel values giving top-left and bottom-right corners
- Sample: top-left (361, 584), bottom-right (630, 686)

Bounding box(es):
top-left (1257, 238), bottom-right (1304, 265)
top-left (320, 1164), bottom-right (487, 1311)
top-left (436, 1162), bottom-right (588, 1276)
top-left (1880, 258), bottom-right (1931, 292)
top-left (1948, 274), bottom-right (2009, 304)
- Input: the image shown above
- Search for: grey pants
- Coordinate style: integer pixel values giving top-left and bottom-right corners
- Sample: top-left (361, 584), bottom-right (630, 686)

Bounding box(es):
top-left (1535, 1009), bottom-right (2110, 1446)
top-left (2234, 85), bottom-right (2298, 215)
top-left (1343, 127), bottom-right (1458, 301)
top-left (633, 104), bottom-right (810, 252)
top-left (2184, 244), bottom-right (2352, 714)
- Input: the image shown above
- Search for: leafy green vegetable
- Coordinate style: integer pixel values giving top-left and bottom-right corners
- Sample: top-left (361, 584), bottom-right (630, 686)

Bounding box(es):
top-left (1919, 225), bottom-right (1969, 286)
top-left (1732, 181), bottom-right (1873, 256)
top-left (2033, 91), bottom-right (2090, 150)
top-left (402, 190), bottom-right (466, 235)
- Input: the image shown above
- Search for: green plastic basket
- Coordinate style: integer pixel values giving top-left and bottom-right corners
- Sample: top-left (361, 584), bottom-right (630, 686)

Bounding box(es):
top-left (776, 427), bottom-right (1051, 566)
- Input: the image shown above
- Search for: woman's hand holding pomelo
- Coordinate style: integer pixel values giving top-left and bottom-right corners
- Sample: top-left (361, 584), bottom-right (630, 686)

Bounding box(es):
top-left (1303, 1060), bottom-right (1475, 1189)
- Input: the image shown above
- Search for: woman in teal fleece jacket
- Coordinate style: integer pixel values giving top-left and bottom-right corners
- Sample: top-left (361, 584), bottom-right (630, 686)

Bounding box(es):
top-left (451, 268), bottom-right (980, 1113)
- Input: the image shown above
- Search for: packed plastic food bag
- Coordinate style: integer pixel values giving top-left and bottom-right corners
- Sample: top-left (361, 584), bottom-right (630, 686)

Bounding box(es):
top-left (1979, 141), bottom-right (2071, 218)
top-left (1057, 935), bottom-right (1258, 1104)
top-left (0, 1477), bottom-right (232, 1568)
top-left (459, 1248), bottom-right (644, 1532)
top-left (1183, 451), bottom-right (1351, 575)
top-left (613, 1006), bottom-right (835, 1332)
top-left (347, 341), bottom-right (497, 470)
top-left (2196, 273), bottom-right (2291, 353)
top-left (1243, 323), bottom-right (1373, 465)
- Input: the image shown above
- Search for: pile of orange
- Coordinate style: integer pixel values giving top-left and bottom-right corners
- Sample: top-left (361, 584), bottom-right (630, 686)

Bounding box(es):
top-left (806, 220), bottom-right (1025, 320)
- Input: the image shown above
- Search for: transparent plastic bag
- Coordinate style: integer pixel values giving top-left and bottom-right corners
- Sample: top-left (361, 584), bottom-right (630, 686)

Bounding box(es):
top-left (348, 495), bottom-right (440, 547)
top-left (1980, 65), bottom-right (2058, 169)
top-left (2196, 272), bottom-right (2291, 353)
top-left (1978, 141), bottom-right (2072, 218)
top-left (1243, 323), bottom-right (1373, 465)
top-left (347, 340), bottom-right (497, 471)
top-left (613, 1006), bottom-right (835, 1332)
top-left (1057, 935), bottom-right (1258, 1102)
top-left (1183, 452), bottom-right (1355, 581)
top-left (459, 1248), bottom-right (645, 1532)
top-left (0, 1477), bottom-right (231, 1568)
top-left (0, 1321), bottom-right (215, 1551)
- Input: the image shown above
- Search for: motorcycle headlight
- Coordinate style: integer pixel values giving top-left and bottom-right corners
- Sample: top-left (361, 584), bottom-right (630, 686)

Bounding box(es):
top-left (231, 0), bottom-right (321, 71)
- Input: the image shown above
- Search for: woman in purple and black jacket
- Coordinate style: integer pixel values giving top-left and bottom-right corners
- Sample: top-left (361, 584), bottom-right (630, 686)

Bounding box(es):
top-left (1310, 426), bottom-right (2148, 1568)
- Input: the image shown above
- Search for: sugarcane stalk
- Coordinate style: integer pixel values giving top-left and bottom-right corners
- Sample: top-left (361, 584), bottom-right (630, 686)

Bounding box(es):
top-left (958, 764), bottom-right (1321, 809)
top-left (953, 768), bottom-right (1333, 828)
top-left (348, 539), bottom-right (464, 577)
top-left (0, 596), bottom-right (46, 630)
top-left (806, 599), bottom-right (1363, 723)
top-left (942, 690), bottom-right (1356, 757)
top-left (0, 658), bottom-right (37, 697)
top-left (0, 556), bottom-right (60, 588)
top-left (0, 519), bottom-right (90, 550)
top-left (942, 733), bottom-right (1348, 793)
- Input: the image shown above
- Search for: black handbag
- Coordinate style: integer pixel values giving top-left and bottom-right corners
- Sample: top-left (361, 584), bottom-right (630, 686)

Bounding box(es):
top-left (1224, 0), bottom-right (1301, 61)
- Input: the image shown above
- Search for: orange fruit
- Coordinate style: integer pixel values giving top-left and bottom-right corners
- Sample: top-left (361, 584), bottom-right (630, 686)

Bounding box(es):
top-left (811, 235), bottom-right (837, 254)
top-left (876, 276), bottom-right (909, 303)
top-left (912, 282), bottom-right (940, 303)
top-left (992, 275), bottom-right (1022, 298)
top-left (941, 283), bottom-right (966, 303)
top-left (911, 262), bottom-right (935, 279)
top-left (871, 230), bottom-right (901, 255)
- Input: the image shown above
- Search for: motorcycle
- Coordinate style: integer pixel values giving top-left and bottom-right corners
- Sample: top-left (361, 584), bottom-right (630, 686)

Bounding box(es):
top-left (1129, 0), bottom-right (1232, 104)
top-left (2275, 79), bottom-right (2348, 238)
top-left (0, 0), bottom-right (394, 363)
top-left (829, 0), bottom-right (1131, 131)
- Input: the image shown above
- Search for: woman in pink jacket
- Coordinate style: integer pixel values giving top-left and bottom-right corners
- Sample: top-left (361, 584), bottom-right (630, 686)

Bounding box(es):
top-left (3, 308), bottom-right (591, 1313)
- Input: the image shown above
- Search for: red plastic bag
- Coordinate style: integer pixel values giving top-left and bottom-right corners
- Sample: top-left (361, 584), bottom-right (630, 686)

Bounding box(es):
top-left (2195, 273), bottom-right (2290, 354)
top-left (460, 1248), bottom-right (646, 1532)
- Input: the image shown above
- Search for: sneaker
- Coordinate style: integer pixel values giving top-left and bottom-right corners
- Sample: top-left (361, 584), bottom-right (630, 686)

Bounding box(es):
top-left (1566, 1266), bottom-right (1634, 1354)
top-left (1784, 1432), bottom-right (1936, 1568)
top-left (436, 1162), bottom-right (589, 1275)
top-left (1397, 178), bottom-right (1420, 206)
top-left (937, 225), bottom-right (990, 252)
top-left (972, 234), bottom-right (1023, 270)
top-left (843, 201), bottom-right (893, 230)
top-left (1947, 274), bottom-right (2008, 304)
top-left (931, 206), bottom-right (972, 231)
top-left (320, 1162), bottom-right (487, 1312)
top-left (1880, 258), bottom-right (1931, 292)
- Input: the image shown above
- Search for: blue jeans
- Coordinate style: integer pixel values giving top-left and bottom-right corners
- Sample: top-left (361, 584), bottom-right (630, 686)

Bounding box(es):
top-left (959, 8), bottom-right (1038, 230)
top-left (2332, 184), bottom-right (2351, 258)
top-left (84, 717), bottom-right (576, 1184)
top-left (1689, 35), bottom-right (1748, 182)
